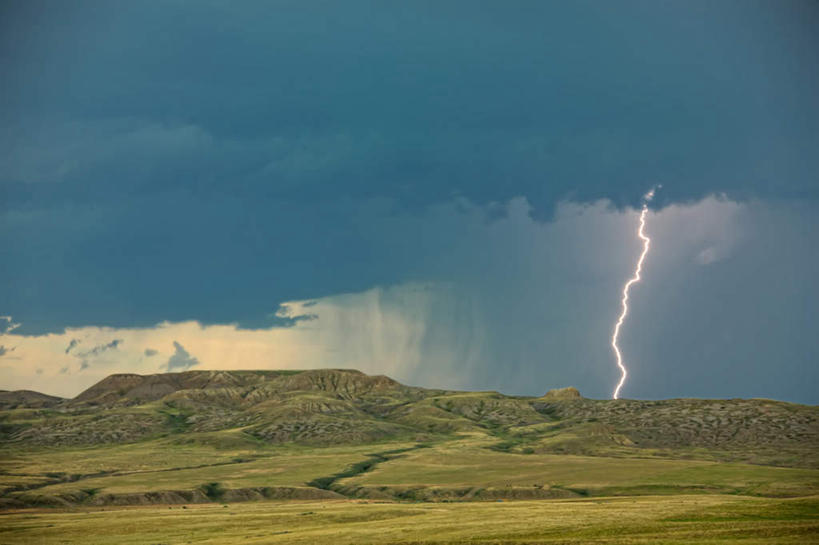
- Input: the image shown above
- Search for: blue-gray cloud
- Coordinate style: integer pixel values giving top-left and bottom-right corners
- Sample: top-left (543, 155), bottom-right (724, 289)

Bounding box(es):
top-left (2, 2), bottom-right (817, 335)
top-left (75, 339), bottom-right (122, 358)
top-left (2, 1), bottom-right (815, 211)
top-left (0, 345), bottom-right (14, 357)
top-left (263, 304), bottom-right (318, 329)
top-left (64, 338), bottom-right (80, 354)
top-left (163, 341), bottom-right (199, 373)
top-left (0, 317), bottom-right (20, 334)
top-left (0, 2), bottom-right (816, 403)
top-left (144, 348), bottom-right (158, 357)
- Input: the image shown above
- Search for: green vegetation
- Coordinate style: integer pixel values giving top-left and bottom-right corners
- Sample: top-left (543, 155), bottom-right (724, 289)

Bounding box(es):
top-left (1, 496), bottom-right (817, 544)
top-left (199, 482), bottom-right (226, 501)
top-left (1, 369), bottom-right (818, 542)
top-left (338, 436), bottom-right (819, 498)
top-left (308, 445), bottom-right (428, 491)
top-left (1, 370), bottom-right (818, 507)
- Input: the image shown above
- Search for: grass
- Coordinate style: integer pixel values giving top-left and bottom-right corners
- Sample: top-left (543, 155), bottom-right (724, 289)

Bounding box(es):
top-left (1, 437), bottom-right (418, 499)
top-left (2, 369), bottom-right (818, 541)
top-left (31, 450), bottom-right (377, 494)
top-left (340, 436), bottom-right (819, 497)
top-left (1, 495), bottom-right (817, 544)
top-left (4, 432), bottom-right (818, 502)
top-left (308, 445), bottom-right (429, 490)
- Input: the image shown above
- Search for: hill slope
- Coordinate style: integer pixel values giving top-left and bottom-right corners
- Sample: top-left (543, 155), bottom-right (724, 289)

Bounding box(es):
top-left (1, 369), bottom-right (817, 507)
top-left (3, 369), bottom-right (816, 464)
top-left (0, 389), bottom-right (64, 410)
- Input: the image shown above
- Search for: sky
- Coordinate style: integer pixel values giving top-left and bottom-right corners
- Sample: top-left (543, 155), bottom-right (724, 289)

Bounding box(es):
top-left (1, 1), bottom-right (817, 402)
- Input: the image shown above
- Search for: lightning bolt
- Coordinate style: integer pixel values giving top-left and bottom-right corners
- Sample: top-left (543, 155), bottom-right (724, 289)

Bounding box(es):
top-left (611, 189), bottom-right (656, 400)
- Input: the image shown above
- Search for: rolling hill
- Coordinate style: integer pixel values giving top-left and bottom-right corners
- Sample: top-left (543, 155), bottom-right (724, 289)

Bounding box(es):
top-left (1, 369), bottom-right (817, 509)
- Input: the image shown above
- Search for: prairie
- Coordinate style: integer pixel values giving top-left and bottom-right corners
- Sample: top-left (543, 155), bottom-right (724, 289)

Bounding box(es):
top-left (2, 496), bottom-right (818, 544)
top-left (1, 370), bottom-right (817, 543)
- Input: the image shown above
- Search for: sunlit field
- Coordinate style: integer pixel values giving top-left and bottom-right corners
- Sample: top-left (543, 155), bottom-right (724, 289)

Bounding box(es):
top-left (2, 495), bottom-right (818, 545)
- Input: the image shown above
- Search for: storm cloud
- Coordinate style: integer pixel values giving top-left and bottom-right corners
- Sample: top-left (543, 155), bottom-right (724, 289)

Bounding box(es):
top-left (1, 2), bottom-right (817, 403)
top-left (1, 196), bottom-right (816, 402)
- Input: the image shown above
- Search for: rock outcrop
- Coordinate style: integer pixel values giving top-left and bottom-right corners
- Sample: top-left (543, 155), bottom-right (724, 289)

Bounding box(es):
top-left (542, 386), bottom-right (582, 399)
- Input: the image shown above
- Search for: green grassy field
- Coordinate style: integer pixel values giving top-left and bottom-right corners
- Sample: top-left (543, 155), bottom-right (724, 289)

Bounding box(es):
top-left (2, 370), bottom-right (818, 542)
top-left (4, 433), bottom-right (818, 505)
top-left (339, 435), bottom-right (819, 498)
top-left (2, 495), bottom-right (818, 544)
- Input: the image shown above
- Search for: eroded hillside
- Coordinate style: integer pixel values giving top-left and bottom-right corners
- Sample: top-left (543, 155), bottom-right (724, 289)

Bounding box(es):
top-left (1, 369), bottom-right (818, 507)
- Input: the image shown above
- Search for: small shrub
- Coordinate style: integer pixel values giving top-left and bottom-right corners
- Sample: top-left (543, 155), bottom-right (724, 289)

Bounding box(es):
top-left (199, 482), bottom-right (226, 501)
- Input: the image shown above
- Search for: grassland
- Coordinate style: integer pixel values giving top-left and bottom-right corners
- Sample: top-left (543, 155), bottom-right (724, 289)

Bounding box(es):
top-left (2, 495), bottom-right (818, 544)
top-left (3, 432), bottom-right (818, 506)
top-left (338, 435), bottom-right (819, 498)
top-left (1, 369), bottom-right (818, 542)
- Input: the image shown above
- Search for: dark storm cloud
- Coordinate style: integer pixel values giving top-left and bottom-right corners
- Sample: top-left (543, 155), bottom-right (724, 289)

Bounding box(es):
top-left (0, 1), bottom-right (817, 402)
top-left (164, 342), bottom-right (199, 372)
top-left (328, 198), bottom-right (817, 404)
top-left (2, 1), bottom-right (817, 334)
top-left (3, 1), bottom-right (815, 207)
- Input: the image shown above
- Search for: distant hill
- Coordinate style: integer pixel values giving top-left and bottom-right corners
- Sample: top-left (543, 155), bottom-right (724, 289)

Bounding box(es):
top-left (0, 389), bottom-right (64, 410)
top-left (69, 369), bottom-right (417, 408)
top-left (2, 369), bottom-right (817, 469)
top-left (2, 369), bottom-right (818, 509)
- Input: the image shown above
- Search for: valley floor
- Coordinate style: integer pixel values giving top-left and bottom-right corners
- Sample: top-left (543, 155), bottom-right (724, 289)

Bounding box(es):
top-left (2, 495), bottom-right (818, 544)
top-left (3, 434), bottom-right (819, 506)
